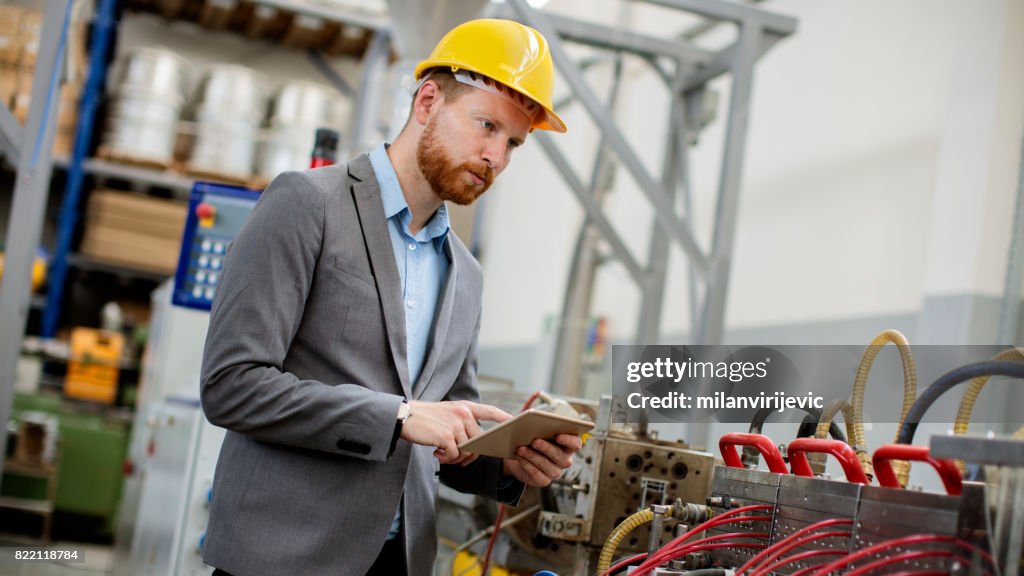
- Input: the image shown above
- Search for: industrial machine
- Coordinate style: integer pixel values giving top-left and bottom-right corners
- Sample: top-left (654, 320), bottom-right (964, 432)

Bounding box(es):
top-left (443, 335), bottom-right (1023, 576)
top-left (113, 182), bottom-right (259, 576)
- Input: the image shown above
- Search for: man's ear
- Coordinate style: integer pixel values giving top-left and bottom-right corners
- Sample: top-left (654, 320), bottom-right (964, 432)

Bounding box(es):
top-left (413, 80), bottom-right (444, 125)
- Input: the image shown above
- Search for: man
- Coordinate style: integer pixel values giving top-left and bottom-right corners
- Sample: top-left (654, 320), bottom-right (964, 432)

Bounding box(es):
top-left (199, 18), bottom-right (577, 576)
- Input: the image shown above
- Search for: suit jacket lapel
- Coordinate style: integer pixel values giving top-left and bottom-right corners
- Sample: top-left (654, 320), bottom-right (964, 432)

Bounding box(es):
top-left (348, 155), bottom-right (412, 398)
top-left (414, 238), bottom-right (457, 400)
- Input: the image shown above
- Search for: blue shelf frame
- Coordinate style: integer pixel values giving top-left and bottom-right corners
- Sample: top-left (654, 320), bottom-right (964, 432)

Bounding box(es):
top-left (42, 0), bottom-right (120, 337)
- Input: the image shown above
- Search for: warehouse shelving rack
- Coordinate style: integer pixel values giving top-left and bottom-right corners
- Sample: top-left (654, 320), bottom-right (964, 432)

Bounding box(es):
top-left (2, 0), bottom-right (799, 489)
top-left (0, 0), bottom-right (394, 492)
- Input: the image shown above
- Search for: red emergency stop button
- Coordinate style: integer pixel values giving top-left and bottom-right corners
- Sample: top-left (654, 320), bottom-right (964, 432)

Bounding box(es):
top-left (196, 202), bottom-right (216, 228)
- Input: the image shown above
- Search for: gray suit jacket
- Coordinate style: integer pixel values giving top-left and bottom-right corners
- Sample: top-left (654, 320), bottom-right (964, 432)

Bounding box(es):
top-left (200, 155), bottom-right (518, 576)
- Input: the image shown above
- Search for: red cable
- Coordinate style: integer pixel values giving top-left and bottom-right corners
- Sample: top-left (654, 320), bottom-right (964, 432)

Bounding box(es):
top-left (478, 504), bottom-right (505, 576)
top-left (659, 504), bottom-right (773, 553)
top-left (599, 532), bottom-right (770, 576)
top-left (735, 518), bottom-right (853, 575)
top-left (630, 543), bottom-right (766, 576)
top-left (629, 510), bottom-right (774, 576)
top-left (479, 392), bottom-right (540, 575)
top-left (750, 548), bottom-right (848, 576)
top-left (638, 515), bottom-right (774, 571)
top-left (810, 535), bottom-right (995, 576)
top-left (842, 550), bottom-right (954, 576)
top-left (602, 552), bottom-right (646, 576)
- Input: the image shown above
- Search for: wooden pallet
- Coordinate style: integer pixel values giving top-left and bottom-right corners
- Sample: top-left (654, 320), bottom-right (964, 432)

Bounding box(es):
top-left (96, 146), bottom-right (173, 171)
top-left (125, 0), bottom-right (378, 58)
top-left (184, 163), bottom-right (254, 186)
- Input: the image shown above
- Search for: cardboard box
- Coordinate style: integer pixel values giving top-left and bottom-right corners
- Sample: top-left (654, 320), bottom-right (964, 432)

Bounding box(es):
top-left (11, 67), bottom-right (32, 123)
top-left (80, 190), bottom-right (188, 274)
top-left (0, 64), bottom-right (16, 109)
top-left (65, 327), bottom-right (123, 404)
top-left (16, 10), bottom-right (41, 69)
top-left (0, 5), bottom-right (23, 65)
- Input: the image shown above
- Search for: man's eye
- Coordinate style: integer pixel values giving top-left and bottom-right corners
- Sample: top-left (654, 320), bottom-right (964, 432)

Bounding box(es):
top-left (481, 120), bottom-right (494, 130)
top-left (508, 139), bottom-right (520, 150)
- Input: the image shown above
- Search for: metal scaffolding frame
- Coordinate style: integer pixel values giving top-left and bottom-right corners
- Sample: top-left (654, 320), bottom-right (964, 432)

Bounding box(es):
top-left (502, 0), bottom-right (796, 395)
top-left (342, 2), bottom-right (796, 373)
top-left (0, 0), bottom-right (74, 491)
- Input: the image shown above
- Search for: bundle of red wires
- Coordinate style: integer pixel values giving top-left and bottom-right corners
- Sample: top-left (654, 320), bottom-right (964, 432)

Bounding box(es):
top-left (600, 504), bottom-right (775, 576)
top-left (602, 511), bottom-right (997, 576)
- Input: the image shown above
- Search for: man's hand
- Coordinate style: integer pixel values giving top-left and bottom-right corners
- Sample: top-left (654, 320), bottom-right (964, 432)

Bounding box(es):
top-left (502, 433), bottom-right (582, 487)
top-left (401, 400), bottom-right (512, 465)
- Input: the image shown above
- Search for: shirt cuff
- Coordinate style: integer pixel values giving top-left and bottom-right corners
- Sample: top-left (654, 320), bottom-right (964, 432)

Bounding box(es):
top-left (496, 472), bottom-right (525, 504)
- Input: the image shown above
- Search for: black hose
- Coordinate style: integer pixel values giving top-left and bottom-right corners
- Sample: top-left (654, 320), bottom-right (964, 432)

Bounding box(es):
top-left (897, 361), bottom-right (1024, 444)
top-left (748, 406), bottom-right (846, 441)
top-left (796, 411), bottom-right (847, 443)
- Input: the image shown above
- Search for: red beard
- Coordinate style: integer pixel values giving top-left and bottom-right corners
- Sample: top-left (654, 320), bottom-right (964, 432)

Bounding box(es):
top-left (416, 118), bottom-right (494, 205)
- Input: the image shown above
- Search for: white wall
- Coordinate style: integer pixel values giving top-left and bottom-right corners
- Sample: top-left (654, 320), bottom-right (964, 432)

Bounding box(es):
top-left (477, 0), bottom-right (1024, 349)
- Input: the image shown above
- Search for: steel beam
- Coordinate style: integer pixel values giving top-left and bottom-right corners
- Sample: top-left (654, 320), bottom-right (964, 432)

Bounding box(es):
top-left (348, 28), bottom-right (391, 155)
top-left (683, 30), bottom-right (790, 93)
top-left (0, 103), bottom-right (22, 165)
top-left (0, 0), bottom-right (72, 491)
top-left (535, 133), bottom-right (646, 283)
top-left (550, 55), bottom-right (624, 397)
top-left (636, 82), bottom-right (682, 343)
top-left (696, 18), bottom-right (762, 344)
top-left (493, 4), bottom-right (712, 64)
top-left (510, 0), bottom-right (710, 279)
top-left (641, 0), bottom-right (797, 36)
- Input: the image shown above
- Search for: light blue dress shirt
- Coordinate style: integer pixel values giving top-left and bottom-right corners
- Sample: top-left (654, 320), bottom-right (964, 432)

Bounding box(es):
top-left (368, 143), bottom-right (450, 540)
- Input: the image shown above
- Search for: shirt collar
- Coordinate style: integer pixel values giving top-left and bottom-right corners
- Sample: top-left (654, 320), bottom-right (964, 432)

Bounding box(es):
top-left (368, 143), bottom-right (450, 251)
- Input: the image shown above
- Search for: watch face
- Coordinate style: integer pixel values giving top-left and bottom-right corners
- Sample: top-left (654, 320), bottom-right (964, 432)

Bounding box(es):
top-left (398, 402), bottom-right (412, 422)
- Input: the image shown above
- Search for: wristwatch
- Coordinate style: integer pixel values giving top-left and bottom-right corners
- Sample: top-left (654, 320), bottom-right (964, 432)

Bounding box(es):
top-left (389, 400), bottom-right (412, 457)
top-left (397, 400), bottom-right (413, 425)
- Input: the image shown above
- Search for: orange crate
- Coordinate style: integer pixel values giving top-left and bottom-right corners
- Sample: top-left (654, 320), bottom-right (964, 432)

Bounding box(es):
top-left (65, 328), bottom-right (124, 404)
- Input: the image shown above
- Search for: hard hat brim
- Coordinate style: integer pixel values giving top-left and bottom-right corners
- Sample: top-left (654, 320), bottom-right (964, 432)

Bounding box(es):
top-left (415, 60), bottom-right (567, 134)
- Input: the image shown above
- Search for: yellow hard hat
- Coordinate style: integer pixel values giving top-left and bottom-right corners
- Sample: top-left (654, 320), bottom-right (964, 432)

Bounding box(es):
top-left (415, 18), bottom-right (566, 133)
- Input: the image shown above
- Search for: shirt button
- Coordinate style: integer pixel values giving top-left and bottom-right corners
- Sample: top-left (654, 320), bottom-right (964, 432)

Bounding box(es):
top-left (406, 298), bottom-right (415, 308)
top-left (408, 243), bottom-right (417, 251)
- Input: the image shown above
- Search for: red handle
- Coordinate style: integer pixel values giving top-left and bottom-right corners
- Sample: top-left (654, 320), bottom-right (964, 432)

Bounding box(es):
top-left (872, 444), bottom-right (963, 496)
top-left (787, 438), bottom-right (869, 484)
top-left (719, 433), bottom-right (789, 474)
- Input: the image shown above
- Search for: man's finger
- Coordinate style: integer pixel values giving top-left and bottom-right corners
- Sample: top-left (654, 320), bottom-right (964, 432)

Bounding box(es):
top-left (468, 403), bottom-right (513, 423)
top-left (531, 439), bottom-right (573, 469)
top-left (517, 446), bottom-right (561, 479)
top-left (554, 434), bottom-right (584, 451)
top-left (516, 457), bottom-right (551, 487)
top-left (436, 440), bottom-right (460, 464)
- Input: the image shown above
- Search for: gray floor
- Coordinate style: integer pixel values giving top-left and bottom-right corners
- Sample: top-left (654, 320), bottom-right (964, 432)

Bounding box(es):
top-left (1, 543), bottom-right (111, 576)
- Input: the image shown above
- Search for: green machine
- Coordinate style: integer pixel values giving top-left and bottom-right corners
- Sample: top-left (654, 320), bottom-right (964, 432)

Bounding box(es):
top-left (3, 391), bottom-right (131, 539)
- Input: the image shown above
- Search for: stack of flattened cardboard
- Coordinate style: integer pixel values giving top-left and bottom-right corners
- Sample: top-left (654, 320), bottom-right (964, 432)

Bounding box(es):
top-left (80, 190), bottom-right (188, 274)
top-left (1, 4), bottom-right (88, 157)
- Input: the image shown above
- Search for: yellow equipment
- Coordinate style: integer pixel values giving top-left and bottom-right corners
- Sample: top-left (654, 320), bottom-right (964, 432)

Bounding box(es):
top-left (0, 250), bottom-right (48, 292)
top-left (415, 18), bottom-right (567, 133)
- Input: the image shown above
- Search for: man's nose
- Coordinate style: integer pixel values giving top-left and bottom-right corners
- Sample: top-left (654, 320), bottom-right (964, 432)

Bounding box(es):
top-left (480, 139), bottom-right (507, 169)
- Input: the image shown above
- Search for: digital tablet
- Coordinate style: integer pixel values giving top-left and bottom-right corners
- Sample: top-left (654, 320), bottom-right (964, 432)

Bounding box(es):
top-left (458, 409), bottom-right (595, 459)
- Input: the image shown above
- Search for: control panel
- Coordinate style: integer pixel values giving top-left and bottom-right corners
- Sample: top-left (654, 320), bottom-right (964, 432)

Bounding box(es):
top-left (172, 182), bottom-right (261, 310)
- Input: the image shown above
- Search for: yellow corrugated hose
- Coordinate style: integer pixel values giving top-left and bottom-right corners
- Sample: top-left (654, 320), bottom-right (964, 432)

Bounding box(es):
top-left (953, 347), bottom-right (1024, 474)
top-left (851, 330), bottom-right (917, 485)
top-left (955, 348), bottom-right (1024, 435)
top-left (814, 397), bottom-right (854, 440)
top-left (597, 507), bottom-right (658, 574)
